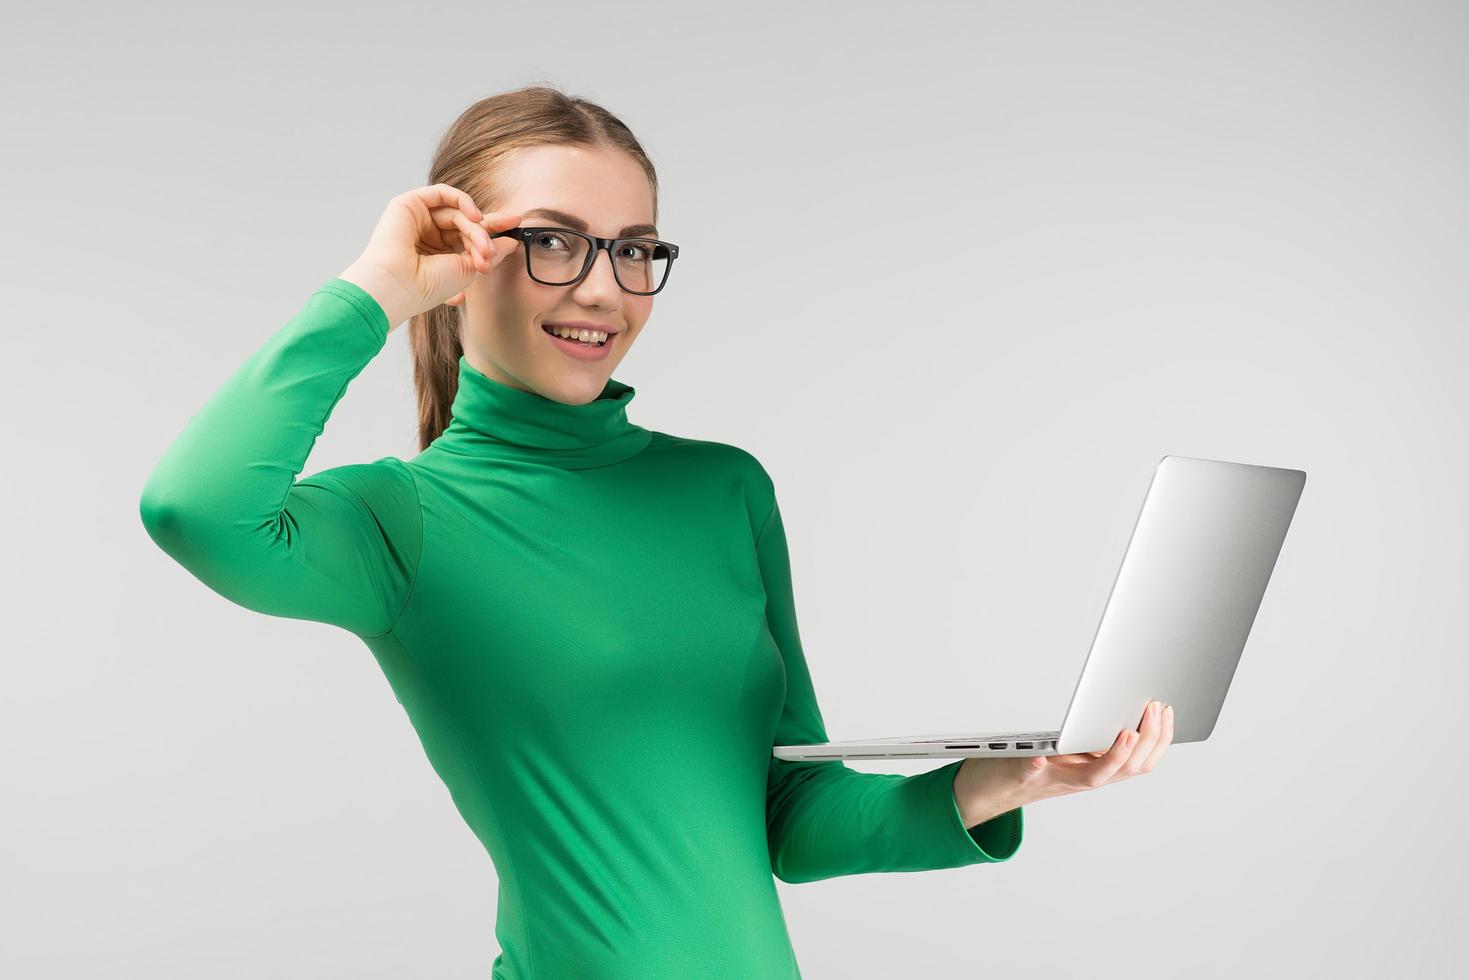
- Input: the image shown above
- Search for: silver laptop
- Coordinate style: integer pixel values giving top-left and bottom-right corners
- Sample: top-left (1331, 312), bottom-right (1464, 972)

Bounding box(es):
top-left (772, 454), bottom-right (1306, 761)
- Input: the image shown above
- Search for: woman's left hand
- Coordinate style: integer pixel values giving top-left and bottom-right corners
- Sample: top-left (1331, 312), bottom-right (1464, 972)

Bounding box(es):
top-left (953, 700), bottom-right (1175, 828)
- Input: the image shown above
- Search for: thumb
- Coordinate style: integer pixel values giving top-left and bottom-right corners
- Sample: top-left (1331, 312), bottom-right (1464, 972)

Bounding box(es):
top-left (420, 247), bottom-right (479, 305)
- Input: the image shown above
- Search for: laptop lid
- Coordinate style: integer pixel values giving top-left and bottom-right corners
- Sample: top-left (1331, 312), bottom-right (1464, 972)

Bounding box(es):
top-left (1053, 455), bottom-right (1306, 755)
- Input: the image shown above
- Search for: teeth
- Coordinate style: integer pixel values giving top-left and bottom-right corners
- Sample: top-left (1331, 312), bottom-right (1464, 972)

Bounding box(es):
top-left (548, 324), bottom-right (608, 343)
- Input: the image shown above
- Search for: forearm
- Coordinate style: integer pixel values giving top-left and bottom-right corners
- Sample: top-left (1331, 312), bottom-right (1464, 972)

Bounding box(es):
top-left (769, 758), bottom-right (1022, 880)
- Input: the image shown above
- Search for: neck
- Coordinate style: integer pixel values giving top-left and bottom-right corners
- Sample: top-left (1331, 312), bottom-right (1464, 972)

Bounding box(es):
top-left (429, 355), bottom-right (652, 469)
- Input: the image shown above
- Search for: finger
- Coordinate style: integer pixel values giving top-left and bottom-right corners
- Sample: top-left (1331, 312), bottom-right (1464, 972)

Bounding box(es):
top-left (1139, 704), bottom-right (1174, 770)
top-left (414, 183), bottom-right (483, 222)
top-left (411, 205), bottom-right (456, 253)
top-left (424, 206), bottom-right (487, 260)
top-left (1122, 701), bottom-right (1165, 773)
top-left (1090, 726), bottom-right (1140, 784)
top-left (399, 186), bottom-right (483, 253)
top-left (484, 216), bottom-right (523, 256)
top-left (446, 208), bottom-right (494, 272)
top-left (480, 210), bottom-right (525, 230)
top-left (453, 208), bottom-right (493, 253)
top-left (1047, 751), bottom-right (1111, 768)
top-left (1052, 728), bottom-right (1135, 787)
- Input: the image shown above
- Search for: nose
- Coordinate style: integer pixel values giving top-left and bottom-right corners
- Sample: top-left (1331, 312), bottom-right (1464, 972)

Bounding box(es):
top-left (573, 246), bottom-right (623, 302)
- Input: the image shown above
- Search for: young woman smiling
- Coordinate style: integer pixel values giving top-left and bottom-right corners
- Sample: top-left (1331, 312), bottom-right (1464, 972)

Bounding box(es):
top-left (139, 85), bottom-right (1170, 978)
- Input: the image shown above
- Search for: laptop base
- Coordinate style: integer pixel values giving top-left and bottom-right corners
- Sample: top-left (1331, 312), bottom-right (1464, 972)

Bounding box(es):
top-left (773, 730), bottom-right (1063, 761)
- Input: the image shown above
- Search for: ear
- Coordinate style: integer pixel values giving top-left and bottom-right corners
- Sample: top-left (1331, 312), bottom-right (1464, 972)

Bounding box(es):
top-left (445, 291), bottom-right (466, 307)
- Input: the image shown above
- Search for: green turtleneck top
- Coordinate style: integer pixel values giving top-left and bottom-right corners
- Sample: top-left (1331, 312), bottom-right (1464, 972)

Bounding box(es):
top-left (138, 278), bottom-right (1024, 978)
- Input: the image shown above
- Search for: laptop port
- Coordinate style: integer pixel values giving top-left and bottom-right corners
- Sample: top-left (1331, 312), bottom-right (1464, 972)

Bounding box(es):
top-left (1016, 742), bottom-right (1034, 749)
top-left (945, 744), bottom-right (980, 749)
top-left (987, 743), bottom-right (1007, 750)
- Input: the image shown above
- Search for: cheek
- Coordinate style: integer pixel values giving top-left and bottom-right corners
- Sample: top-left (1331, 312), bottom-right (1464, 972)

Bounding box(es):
top-left (624, 298), bottom-right (654, 333)
top-left (479, 268), bottom-right (543, 326)
top-left (459, 279), bottom-right (529, 354)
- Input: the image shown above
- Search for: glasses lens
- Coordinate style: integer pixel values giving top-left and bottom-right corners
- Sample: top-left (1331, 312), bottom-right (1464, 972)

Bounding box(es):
top-left (525, 229), bottom-right (671, 294)
top-left (525, 229), bottom-right (590, 285)
top-left (611, 239), bottom-right (671, 295)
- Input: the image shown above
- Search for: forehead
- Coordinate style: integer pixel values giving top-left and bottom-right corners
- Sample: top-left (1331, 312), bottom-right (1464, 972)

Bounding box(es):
top-left (497, 144), bottom-right (656, 236)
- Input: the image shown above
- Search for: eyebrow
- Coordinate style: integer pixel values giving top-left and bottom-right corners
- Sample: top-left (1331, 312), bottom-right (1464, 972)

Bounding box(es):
top-left (520, 207), bottom-right (659, 239)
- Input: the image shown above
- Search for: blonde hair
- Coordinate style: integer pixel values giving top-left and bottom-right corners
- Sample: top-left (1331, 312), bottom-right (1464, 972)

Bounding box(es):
top-left (408, 85), bottom-right (660, 451)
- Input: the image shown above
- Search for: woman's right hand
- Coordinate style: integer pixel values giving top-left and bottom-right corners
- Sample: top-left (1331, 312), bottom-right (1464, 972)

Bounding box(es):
top-left (338, 183), bottom-right (524, 331)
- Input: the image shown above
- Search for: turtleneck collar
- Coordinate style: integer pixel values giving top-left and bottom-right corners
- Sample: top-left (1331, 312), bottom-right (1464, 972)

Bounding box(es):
top-left (430, 355), bottom-right (652, 469)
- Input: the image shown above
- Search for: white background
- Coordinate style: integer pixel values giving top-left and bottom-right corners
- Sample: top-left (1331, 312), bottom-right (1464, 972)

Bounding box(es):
top-left (2, 1), bottom-right (1463, 976)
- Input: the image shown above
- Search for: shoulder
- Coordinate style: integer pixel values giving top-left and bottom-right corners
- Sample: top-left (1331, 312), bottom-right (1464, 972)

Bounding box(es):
top-left (645, 431), bottom-right (774, 491)
top-left (645, 430), bottom-right (777, 527)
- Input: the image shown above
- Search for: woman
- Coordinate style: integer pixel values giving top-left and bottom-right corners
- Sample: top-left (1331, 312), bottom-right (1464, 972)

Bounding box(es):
top-left (139, 85), bottom-right (1173, 978)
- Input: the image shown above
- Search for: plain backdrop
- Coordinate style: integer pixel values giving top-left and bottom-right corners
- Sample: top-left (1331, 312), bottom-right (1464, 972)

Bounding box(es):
top-left (3, 1), bottom-right (1465, 977)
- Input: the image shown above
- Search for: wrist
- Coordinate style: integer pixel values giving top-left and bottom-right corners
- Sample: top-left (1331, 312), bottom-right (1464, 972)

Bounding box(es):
top-left (338, 262), bottom-right (417, 330)
top-left (953, 758), bottom-right (1023, 829)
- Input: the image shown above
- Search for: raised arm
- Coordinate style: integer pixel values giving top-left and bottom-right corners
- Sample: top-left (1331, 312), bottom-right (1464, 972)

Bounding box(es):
top-left (140, 185), bottom-right (523, 639)
top-left (759, 485), bottom-right (1024, 883)
top-left (138, 279), bottom-right (421, 637)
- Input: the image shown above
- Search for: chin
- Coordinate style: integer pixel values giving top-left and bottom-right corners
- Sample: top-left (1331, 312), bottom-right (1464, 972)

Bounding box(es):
top-left (542, 369), bottom-right (611, 405)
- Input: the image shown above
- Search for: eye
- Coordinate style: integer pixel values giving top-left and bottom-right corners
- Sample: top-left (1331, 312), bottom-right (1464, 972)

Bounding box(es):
top-left (616, 241), bottom-right (652, 261)
top-left (531, 230), bottom-right (574, 252)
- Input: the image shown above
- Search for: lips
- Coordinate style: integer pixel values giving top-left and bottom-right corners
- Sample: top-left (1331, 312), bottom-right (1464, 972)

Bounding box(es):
top-left (541, 323), bottom-right (615, 361)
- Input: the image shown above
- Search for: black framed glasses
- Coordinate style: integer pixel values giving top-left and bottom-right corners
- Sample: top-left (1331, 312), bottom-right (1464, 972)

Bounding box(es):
top-left (490, 226), bottom-right (680, 296)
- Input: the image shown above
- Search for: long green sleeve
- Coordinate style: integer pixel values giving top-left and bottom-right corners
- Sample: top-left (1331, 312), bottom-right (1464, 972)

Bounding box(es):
top-left (139, 277), bottom-right (1022, 979)
top-left (138, 282), bottom-right (421, 638)
top-left (757, 493), bottom-right (1024, 882)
